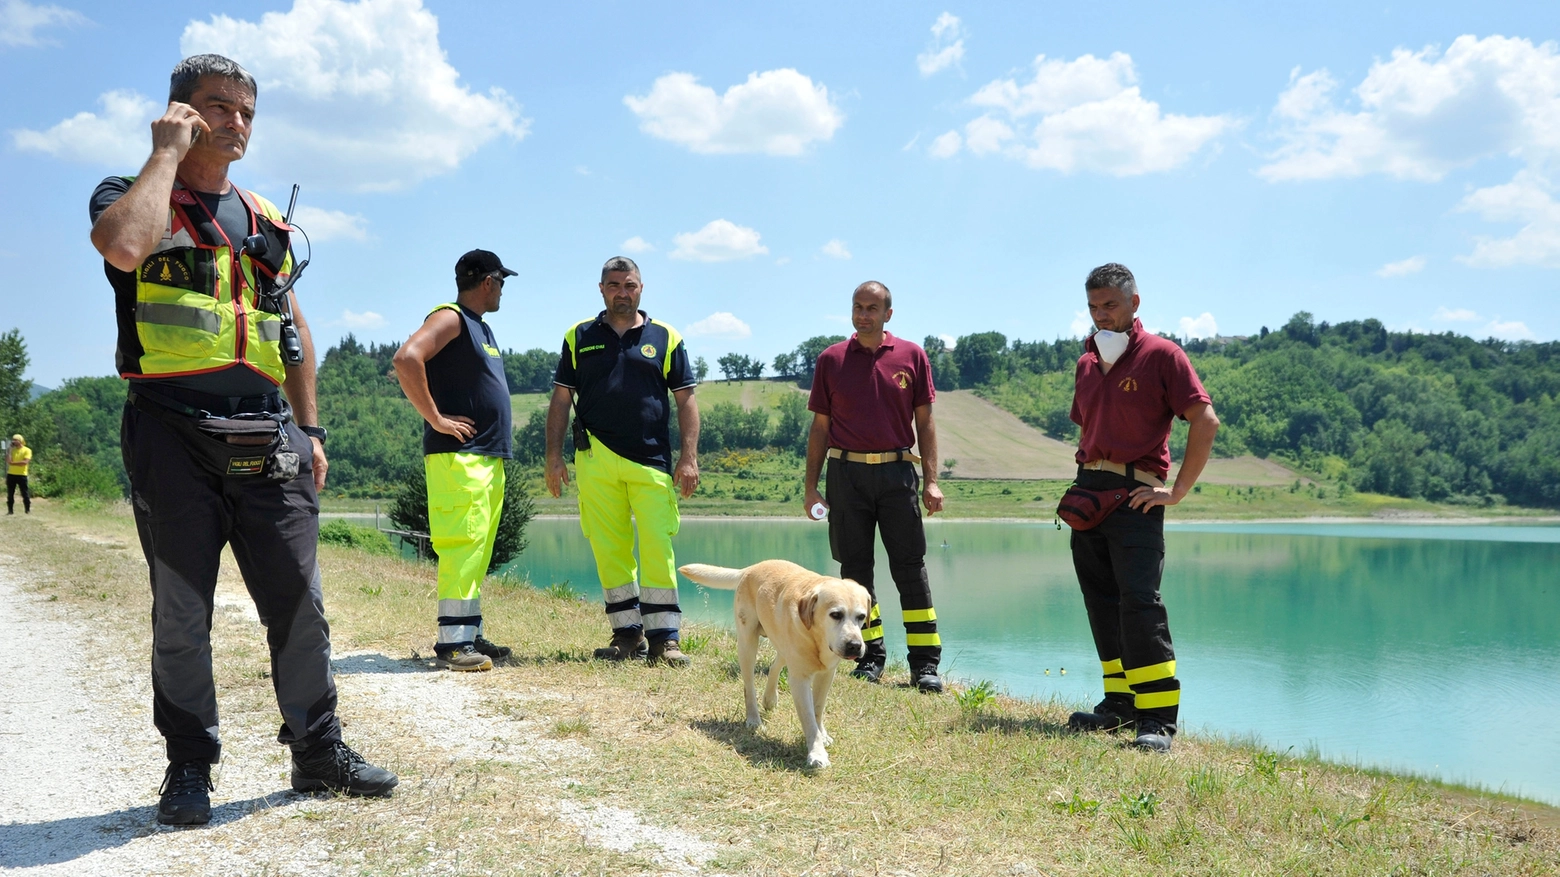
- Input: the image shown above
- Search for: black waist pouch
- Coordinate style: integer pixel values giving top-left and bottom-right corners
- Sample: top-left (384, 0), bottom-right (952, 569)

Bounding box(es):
top-left (131, 392), bottom-right (300, 481)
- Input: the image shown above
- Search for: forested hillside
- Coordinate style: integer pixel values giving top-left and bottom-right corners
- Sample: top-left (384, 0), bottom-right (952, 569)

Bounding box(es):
top-left (946, 313), bottom-right (1560, 507)
top-left (4, 314), bottom-right (1559, 507)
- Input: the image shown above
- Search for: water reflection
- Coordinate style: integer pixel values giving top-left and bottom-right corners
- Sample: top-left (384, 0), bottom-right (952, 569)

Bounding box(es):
top-left (502, 517), bottom-right (1560, 804)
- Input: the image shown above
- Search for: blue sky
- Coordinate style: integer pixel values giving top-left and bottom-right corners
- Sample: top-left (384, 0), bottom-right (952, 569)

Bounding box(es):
top-left (3, 0), bottom-right (1559, 388)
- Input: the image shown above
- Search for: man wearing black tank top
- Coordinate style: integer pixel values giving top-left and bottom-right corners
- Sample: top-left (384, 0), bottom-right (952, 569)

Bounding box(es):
top-left (393, 249), bottom-right (518, 672)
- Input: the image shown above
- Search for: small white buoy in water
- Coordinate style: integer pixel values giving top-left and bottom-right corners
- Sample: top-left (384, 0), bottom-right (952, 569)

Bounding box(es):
top-left (1044, 669), bottom-right (1050, 676)
top-left (1060, 667), bottom-right (1066, 675)
top-left (941, 539), bottom-right (949, 549)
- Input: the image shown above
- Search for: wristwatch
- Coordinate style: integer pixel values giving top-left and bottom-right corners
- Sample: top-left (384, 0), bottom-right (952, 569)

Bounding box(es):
top-left (300, 425), bottom-right (328, 445)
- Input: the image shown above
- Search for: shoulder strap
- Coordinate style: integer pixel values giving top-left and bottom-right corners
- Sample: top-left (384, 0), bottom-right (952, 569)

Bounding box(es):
top-left (428, 302), bottom-right (462, 319)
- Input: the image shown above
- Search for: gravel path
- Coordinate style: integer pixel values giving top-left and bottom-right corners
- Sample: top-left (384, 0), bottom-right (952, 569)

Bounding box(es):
top-left (0, 550), bottom-right (719, 875)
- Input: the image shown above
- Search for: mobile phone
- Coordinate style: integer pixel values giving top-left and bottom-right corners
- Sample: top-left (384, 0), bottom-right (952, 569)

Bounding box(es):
top-left (191, 127), bottom-right (201, 145)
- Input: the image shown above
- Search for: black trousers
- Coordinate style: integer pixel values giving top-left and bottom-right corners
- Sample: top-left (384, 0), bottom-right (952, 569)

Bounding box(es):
top-left (122, 399), bottom-right (340, 764)
top-left (825, 457), bottom-right (940, 673)
top-left (5, 474), bottom-right (27, 512)
top-left (1069, 470), bottom-right (1179, 728)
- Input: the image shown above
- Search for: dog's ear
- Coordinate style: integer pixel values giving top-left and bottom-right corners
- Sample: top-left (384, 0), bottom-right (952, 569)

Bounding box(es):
top-left (798, 588), bottom-right (819, 629)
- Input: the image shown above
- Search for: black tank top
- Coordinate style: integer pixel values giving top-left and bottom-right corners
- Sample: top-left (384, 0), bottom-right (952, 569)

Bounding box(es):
top-left (422, 303), bottom-right (512, 458)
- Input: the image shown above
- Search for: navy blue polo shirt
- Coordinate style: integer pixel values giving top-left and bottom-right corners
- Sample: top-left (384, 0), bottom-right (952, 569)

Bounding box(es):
top-left (553, 310), bottom-right (696, 472)
top-left (423, 303), bottom-right (513, 458)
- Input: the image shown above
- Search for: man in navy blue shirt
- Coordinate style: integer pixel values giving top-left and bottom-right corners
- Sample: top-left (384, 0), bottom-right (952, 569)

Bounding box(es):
top-left (545, 257), bottom-right (700, 665)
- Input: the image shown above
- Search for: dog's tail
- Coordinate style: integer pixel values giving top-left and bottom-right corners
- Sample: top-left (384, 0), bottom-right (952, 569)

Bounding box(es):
top-left (678, 563), bottom-right (744, 590)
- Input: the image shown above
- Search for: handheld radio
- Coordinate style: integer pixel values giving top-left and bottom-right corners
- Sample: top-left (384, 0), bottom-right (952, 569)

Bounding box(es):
top-left (242, 183), bottom-right (310, 365)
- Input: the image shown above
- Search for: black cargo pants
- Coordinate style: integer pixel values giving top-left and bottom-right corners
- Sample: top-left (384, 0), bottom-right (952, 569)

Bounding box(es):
top-left (825, 456), bottom-right (941, 674)
top-left (1069, 469), bottom-right (1179, 728)
top-left (122, 397), bottom-right (340, 765)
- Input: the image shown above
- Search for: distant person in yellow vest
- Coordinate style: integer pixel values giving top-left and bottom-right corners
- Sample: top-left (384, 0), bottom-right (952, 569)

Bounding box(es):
top-left (393, 249), bottom-right (518, 672)
top-left (5, 435), bottom-right (30, 514)
top-left (88, 53), bottom-right (395, 827)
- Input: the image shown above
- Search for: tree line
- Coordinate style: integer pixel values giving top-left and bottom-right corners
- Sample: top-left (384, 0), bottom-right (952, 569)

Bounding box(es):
top-left (5, 314), bottom-right (1559, 507)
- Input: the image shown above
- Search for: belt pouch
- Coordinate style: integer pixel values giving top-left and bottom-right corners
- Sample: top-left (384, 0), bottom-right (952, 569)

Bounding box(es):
top-left (1056, 484), bottom-right (1131, 530)
top-left (132, 394), bottom-right (296, 480)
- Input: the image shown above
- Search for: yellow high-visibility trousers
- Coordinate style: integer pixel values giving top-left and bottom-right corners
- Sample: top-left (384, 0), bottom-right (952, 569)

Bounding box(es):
top-left (426, 452), bottom-right (505, 647)
top-left (575, 438), bottom-right (682, 639)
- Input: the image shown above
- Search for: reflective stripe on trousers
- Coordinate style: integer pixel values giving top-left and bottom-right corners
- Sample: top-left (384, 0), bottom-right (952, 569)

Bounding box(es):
top-left (575, 438), bottom-right (682, 640)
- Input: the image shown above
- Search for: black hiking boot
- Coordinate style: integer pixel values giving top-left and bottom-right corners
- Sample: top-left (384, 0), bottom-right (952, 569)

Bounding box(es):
top-left (157, 760), bottom-right (214, 826)
top-left (291, 742), bottom-right (399, 797)
top-left (473, 635), bottom-right (512, 660)
top-left (1068, 696), bottom-right (1136, 732)
top-left (914, 668), bottom-right (945, 694)
top-left (648, 638), bottom-right (691, 667)
top-left (1130, 716), bottom-right (1175, 752)
top-left (593, 629), bottom-right (647, 661)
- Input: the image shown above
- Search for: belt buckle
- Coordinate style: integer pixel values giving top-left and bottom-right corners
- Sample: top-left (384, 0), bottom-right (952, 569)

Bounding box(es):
top-left (863, 452), bottom-right (883, 464)
top-left (1084, 460), bottom-right (1103, 471)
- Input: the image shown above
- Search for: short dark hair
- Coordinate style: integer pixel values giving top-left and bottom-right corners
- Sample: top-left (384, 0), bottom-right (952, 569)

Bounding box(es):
top-left (169, 54), bottom-right (256, 105)
top-left (854, 280), bottom-right (891, 309)
top-left (601, 256), bottom-right (640, 282)
top-left (457, 271), bottom-right (500, 293)
top-left (1085, 263), bottom-right (1136, 297)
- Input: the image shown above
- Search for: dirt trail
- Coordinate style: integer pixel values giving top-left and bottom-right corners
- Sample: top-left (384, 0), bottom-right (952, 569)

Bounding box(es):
top-left (0, 547), bottom-right (719, 875)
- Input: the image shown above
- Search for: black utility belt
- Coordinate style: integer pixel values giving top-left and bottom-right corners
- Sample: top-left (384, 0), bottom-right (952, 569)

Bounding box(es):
top-left (129, 390), bottom-right (300, 481)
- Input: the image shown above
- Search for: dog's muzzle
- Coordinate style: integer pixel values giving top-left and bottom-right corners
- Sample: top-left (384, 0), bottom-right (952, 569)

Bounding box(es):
top-left (841, 640), bottom-right (864, 660)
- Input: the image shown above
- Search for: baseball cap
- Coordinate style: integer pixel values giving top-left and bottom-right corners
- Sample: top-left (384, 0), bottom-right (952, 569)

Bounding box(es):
top-left (455, 249), bottom-right (518, 281)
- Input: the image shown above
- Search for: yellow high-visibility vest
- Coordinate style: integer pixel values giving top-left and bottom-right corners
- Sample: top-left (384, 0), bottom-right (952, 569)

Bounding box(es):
top-left (113, 178), bottom-right (295, 386)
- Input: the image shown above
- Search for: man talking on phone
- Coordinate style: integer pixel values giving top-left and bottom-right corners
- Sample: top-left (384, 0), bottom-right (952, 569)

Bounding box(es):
top-left (89, 54), bottom-right (396, 826)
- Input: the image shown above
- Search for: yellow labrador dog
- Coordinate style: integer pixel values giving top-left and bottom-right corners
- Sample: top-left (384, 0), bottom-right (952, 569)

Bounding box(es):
top-left (679, 560), bottom-right (871, 768)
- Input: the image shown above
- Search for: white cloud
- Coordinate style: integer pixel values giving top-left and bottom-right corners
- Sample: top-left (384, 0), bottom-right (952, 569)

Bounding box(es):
top-left (1070, 310), bottom-right (1093, 337)
top-left (1433, 306), bottom-right (1480, 322)
top-left (917, 12), bottom-right (965, 77)
top-left (956, 52), bottom-right (1233, 175)
top-left (684, 312), bottom-right (752, 340)
top-left (290, 204), bottom-right (368, 241)
top-left (1260, 37), bottom-right (1560, 183)
top-left (775, 256), bottom-right (791, 266)
top-left (1456, 172), bottom-right (1560, 268)
top-left (901, 133), bottom-right (920, 151)
top-left (12, 89), bottom-right (156, 166)
top-left (624, 68), bottom-right (843, 156)
top-left (670, 219), bottom-right (768, 262)
top-left (1375, 255), bottom-right (1427, 277)
top-left (620, 236), bottom-right (655, 254)
top-left (1178, 312), bottom-right (1218, 340)
top-left (928, 130), bottom-right (963, 158)
top-left (1, 0), bottom-right (86, 47)
top-left (171, 0), bottom-right (527, 191)
top-left (1261, 36), bottom-right (1560, 270)
top-left (334, 308), bottom-right (386, 330)
top-left (938, 334), bottom-right (957, 349)
top-left (821, 239), bottom-right (851, 259)
top-left (1483, 317), bottom-right (1536, 340)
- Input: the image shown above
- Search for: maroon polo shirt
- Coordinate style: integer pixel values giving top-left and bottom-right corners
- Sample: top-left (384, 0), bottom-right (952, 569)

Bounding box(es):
top-left (1070, 319), bottom-right (1211, 480)
top-left (809, 332), bottom-right (935, 451)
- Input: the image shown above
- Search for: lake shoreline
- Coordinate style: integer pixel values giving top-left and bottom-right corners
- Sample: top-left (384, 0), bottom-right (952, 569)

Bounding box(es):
top-left (523, 511), bottom-right (1560, 525)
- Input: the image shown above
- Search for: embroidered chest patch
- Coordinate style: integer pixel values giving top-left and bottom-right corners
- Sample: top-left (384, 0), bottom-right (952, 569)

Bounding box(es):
top-left (142, 254), bottom-right (193, 287)
top-left (640, 343), bottom-right (657, 359)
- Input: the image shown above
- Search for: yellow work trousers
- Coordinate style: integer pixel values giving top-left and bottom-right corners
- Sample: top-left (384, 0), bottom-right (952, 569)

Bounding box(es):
top-left (426, 452), bottom-right (505, 647)
top-left (575, 438), bottom-right (682, 640)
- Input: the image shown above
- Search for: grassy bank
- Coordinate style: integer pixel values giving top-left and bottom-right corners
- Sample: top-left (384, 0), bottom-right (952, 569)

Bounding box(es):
top-left (4, 498), bottom-right (1556, 875)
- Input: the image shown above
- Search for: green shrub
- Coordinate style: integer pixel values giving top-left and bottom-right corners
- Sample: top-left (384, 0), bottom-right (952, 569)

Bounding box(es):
top-left (32, 450), bottom-right (122, 499)
top-left (389, 445), bottom-right (536, 572)
top-left (318, 520), bottom-right (395, 555)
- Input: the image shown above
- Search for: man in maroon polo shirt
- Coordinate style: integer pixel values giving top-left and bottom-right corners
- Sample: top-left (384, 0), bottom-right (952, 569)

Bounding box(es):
top-left (1065, 263), bottom-right (1220, 752)
top-left (803, 281), bottom-right (946, 693)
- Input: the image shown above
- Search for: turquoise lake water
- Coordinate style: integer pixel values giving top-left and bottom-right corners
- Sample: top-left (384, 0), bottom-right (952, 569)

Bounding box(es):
top-left (499, 517), bottom-right (1560, 805)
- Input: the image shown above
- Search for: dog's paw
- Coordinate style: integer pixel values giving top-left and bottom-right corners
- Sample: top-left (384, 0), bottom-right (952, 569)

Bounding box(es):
top-left (762, 694), bottom-right (777, 711)
top-left (745, 713), bottom-right (763, 729)
top-left (805, 749), bottom-right (831, 769)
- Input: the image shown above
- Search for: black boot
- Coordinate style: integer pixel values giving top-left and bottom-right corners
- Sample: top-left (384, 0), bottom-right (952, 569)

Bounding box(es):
top-left (1068, 695), bottom-right (1136, 732)
top-left (473, 634), bottom-right (512, 660)
top-left (291, 742), bottom-right (399, 796)
top-left (157, 760), bottom-right (214, 826)
top-left (1130, 716), bottom-right (1175, 752)
top-left (851, 642), bottom-right (886, 683)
